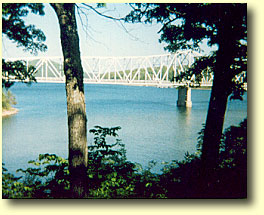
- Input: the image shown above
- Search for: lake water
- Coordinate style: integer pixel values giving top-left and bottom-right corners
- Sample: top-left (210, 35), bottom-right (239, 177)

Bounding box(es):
top-left (2, 83), bottom-right (247, 173)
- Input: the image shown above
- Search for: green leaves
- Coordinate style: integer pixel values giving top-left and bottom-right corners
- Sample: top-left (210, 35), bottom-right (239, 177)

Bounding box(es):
top-left (126, 3), bottom-right (247, 98)
top-left (2, 3), bottom-right (47, 55)
top-left (96, 3), bottom-right (106, 8)
top-left (219, 118), bottom-right (247, 169)
top-left (2, 153), bottom-right (71, 198)
top-left (2, 163), bottom-right (31, 198)
top-left (2, 90), bottom-right (17, 110)
top-left (88, 126), bottom-right (124, 162)
top-left (2, 59), bottom-right (37, 89)
top-left (87, 125), bottom-right (137, 198)
top-left (2, 119), bottom-right (247, 198)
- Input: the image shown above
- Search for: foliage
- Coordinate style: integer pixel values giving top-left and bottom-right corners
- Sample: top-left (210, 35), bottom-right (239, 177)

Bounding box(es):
top-left (87, 126), bottom-right (167, 198)
top-left (160, 118), bottom-right (247, 198)
top-left (181, 52), bottom-right (247, 100)
top-left (2, 3), bottom-right (47, 90)
top-left (2, 154), bottom-right (68, 198)
top-left (2, 154), bottom-right (70, 198)
top-left (125, 3), bottom-right (247, 97)
top-left (2, 3), bottom-right (47, 54)
top-left (173, 55), bottom-right (215, 87)
top-left (219, 119), bottom-right (247, 169)
top-left (2, 119), bottom-right (246, 198)
top-left (2, 126), bottom-right (137, 198)
top-left (2, 165), bottom-right (27, 198)
top-left (125, 4), bottom-right (247, 171)
top-left (2, 90), bottom-right (17, 110)
top-left (131, 160), bottom-right (168, 198)
top-left (87, 126), bottom-right (136, 198)
top-left (2, 59), bottom-right (37, 89)
top-left (196, 118), bottom-right (247, 167)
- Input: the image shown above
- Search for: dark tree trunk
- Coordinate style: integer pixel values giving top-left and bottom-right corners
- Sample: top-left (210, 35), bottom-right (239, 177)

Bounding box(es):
top-left (50, 3), bottom-right (88, 198)
top-left (200, 47), bottom-right (233, 193)
top-left (201, 74), bottom-right (230, 171)
top-left (200, 6), bottom-right (237, 183)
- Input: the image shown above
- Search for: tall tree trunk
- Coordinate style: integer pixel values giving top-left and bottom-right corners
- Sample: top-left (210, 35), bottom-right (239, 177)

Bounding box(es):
top-left (200, 47), bottom-right (233, 193)
top-left (201, 73), bottom-right (230, 171)
top-left (200, 6), bottom-right (237, 183)
top-left (50, 3), bottom-right (88, 198)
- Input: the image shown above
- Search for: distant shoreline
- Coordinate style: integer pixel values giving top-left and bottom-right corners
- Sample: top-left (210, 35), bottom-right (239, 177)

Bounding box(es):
top-left (2, 108), bottom-right (19, 117)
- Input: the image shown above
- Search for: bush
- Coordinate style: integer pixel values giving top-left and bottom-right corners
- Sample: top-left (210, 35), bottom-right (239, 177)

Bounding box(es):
top-left (2, 154), bottom-right (70, 198)
top-left (2, 126), bottom-right (139, 198)
top-left (2, 119), bottom-right (247, 198)
top-left (158, 118), bottom-right (247, 198)
top-left (2, 90), bottom-right (17, 110)
top-left (87, 126), bottom-right (137, 198)
top-left (2, 165), bottom-right (30, 198)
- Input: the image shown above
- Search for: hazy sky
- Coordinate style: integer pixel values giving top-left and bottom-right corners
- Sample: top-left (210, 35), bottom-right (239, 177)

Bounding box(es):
top-left (2, 3), bottom-right (170, 58)
top-left (2, 3), bottom-right (215, 59)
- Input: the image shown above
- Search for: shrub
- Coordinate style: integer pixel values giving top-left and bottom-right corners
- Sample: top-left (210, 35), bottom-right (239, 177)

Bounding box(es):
top-left (158, 118), bottom-right (247, 198)
top-left (87, 126), bottom-right (137, 198)
top-left (2, 119), bottom-right (247, 198)
top-left (2, 90), bottom-right (17, 110)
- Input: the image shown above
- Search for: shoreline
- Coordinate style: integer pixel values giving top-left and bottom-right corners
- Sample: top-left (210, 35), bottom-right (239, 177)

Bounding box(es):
top-left (2, 108), bottom-right (19, 117)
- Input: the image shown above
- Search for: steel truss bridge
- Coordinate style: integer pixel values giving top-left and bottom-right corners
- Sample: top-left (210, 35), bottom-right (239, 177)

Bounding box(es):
top-left (4, 50), bottom-right (246, 88)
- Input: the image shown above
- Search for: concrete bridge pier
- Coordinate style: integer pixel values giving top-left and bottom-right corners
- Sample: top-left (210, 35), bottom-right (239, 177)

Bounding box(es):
top-left (177, 87), bottom-right (192, 108)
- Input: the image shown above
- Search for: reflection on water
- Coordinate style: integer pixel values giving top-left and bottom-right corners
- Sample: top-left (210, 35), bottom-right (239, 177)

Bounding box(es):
top-left (3, 115), bottom-right (17, 127)
top-left (176, 107), bottom-right (192, 126)
top-left (2, 83), bottom-right (247, 173)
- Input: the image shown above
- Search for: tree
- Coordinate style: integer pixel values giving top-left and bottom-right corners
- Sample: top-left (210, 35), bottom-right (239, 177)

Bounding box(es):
top-left (50, 3), bottom-right (88, 198)
top-left (2, 59), bottom-right (37, 89)
top-left (2, 3), bottom-right (47, 54)
top-left (125, 3), bottom-right (247, 178)
top-left (2, 3), bottom-right (88, 197)
top-left (49, 3), bottom-right (129, 197)
top-left (2, 3), bottom-right (47, 89)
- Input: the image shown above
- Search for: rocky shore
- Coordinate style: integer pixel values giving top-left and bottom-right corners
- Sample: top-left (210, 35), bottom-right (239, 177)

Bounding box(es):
top-left (2, 108), bottom-right (19, 117)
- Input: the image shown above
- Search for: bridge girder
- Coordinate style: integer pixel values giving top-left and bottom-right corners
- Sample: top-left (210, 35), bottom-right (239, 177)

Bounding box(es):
top-left (5, 50), bottom-right (246, 88)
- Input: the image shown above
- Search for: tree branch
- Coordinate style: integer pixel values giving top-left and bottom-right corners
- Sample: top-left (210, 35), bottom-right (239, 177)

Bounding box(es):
top-left (81, 3), bottom-right (125, 21)
top-left (75, 4), bottom-right (121, 49)
top-left (77, 3), bottom-right (145, 43)
top-left (165, 7), bottom-right (186, 16)
top-left (157, 17), bottom-right (178, 33)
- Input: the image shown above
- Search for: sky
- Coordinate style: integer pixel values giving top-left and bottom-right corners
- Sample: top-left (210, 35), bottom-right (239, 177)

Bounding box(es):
top-left (2, 3), bottom-right (170, 59)
top-left (2, 3), bottom-right (216, 59)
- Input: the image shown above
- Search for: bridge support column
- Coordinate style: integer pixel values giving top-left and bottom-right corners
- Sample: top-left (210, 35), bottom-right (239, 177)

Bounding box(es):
top-left (177, 86), bottom-right (192, 107)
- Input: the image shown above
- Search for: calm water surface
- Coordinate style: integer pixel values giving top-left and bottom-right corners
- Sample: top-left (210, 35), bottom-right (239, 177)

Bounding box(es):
top-left (2, 83), bottom-right (247, 173)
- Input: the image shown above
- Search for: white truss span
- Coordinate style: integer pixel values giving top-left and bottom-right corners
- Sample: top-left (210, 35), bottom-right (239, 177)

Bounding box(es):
top-left (5, 50), bottom-right (246, 88)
